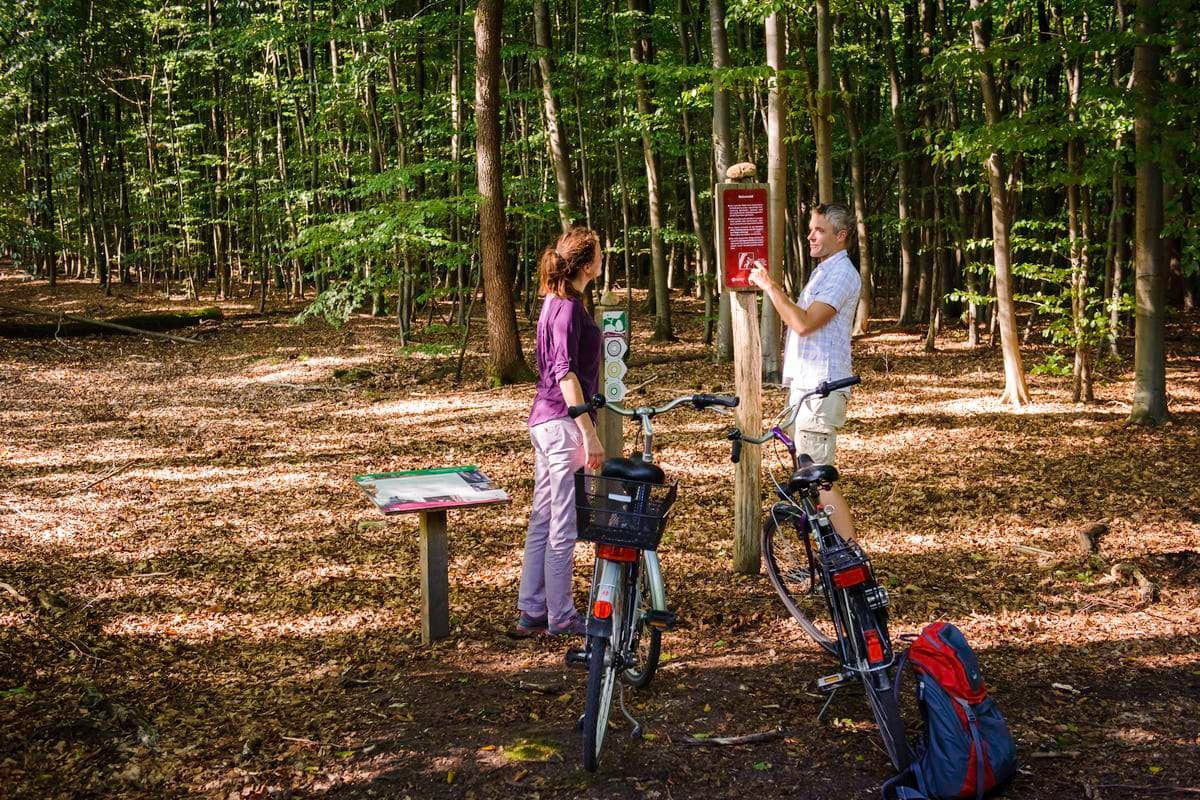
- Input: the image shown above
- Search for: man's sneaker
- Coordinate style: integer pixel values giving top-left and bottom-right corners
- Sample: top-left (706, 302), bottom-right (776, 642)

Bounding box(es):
top-left (506, 612), bottom-right (548, 639)
top-left (547, 614), bottom-right (586, 637)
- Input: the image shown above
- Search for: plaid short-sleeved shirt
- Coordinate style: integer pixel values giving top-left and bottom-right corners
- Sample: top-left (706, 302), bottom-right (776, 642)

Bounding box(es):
top-left (781, 249), bottom-right (861, 391)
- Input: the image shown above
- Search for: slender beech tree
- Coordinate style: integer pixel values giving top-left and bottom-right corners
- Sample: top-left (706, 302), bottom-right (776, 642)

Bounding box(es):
top-left (710, 0), bottom-right (734, 362)
top-left (761, 11), bottom-right (786, 384)
top-left (969, 0), bottom-right (1031, 407)
top-left (814, 0), bottom-right (833, 203)
top-left (534, 0), bottom-right (579, 231)
top-left (1130, 0), bottom-right (1166, 424)
top-left (476, 0), bottom-right (532, 385)
top-left (626, 0), bottom-right (672, 341)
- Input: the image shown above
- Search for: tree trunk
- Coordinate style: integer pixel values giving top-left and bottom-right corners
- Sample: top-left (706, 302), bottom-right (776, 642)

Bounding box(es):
top-left (476, 0), bottom-right (533, 385)
top-left (627, 0), bottom-right (673, 341)
top-left (678, 0), bottom-right (715, 346)
top-left (762, 12), bottom-right (786, 383)
top-left (1129, 0), bottom-right (1166, 425)
top-left (534, 0), bottom-right (579, 231)
top-left (814, 0), bottom-right (833, 202)
top-left (710, 0), bottom-right (734, 362)
top-left (879, 7), bottom-right (915, 325)
top-left (970, 0), bottom-right (1031, 407)
top-left (840, 71), bottom-right (873, 336)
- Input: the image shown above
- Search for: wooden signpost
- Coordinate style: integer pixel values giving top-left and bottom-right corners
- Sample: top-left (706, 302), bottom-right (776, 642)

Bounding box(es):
top-left (595, 291), bottom-right (628, 458)
top-left (716, 165), bottom-right (767, 575)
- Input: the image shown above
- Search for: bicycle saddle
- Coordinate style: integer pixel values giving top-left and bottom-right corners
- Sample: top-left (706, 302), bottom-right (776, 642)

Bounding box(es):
top-left (601, 456), bottom-right (666, 485)
top-left (788, 463), bottom-right (839, 493)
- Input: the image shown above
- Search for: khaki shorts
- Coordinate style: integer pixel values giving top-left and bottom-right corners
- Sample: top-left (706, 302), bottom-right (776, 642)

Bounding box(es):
top-left (790, 389), bottom-right (850, 466)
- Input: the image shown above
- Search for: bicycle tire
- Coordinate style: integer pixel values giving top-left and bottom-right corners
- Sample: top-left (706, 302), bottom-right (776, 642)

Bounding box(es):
top-left (580, 633), bottom-right (615, 772)
top-left (622, 563), bottom-right (661, 689)
top-left (761, 514), bottom-right (838, 656)
top-left (863, 668), bottom-right (910, 771)
top-left (845, 593), bottom-right (910, 771)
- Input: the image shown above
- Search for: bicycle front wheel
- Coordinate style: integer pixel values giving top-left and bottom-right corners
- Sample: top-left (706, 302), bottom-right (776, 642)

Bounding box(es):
top-left (622, 562), bottom-right (661, 689)
top-left (761, 514), bottom-right (838, 656)
top-left (580, 633), bottom-right (616, 772)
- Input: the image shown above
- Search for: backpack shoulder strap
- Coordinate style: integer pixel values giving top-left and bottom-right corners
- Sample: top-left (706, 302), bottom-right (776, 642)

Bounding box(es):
top-left (955, 697), bottom-right (986, 800)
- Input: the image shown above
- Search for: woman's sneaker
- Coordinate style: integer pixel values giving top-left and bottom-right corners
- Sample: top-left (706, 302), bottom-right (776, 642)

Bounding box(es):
top-left (547, 614), bottom-right (586, 637)
top-left (507, 613), bottom-right (548, 639)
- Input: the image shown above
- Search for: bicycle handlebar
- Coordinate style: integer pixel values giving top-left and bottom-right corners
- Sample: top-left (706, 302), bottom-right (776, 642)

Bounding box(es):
top-left (727, 376), bottom-right (860, 463)
top-left (569, 392), bottom-right (739, 420)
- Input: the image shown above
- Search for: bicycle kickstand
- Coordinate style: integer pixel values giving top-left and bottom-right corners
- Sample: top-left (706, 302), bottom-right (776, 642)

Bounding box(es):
top-left (617, 683), bottom-right (642, 739)
top-left (817, 686), bottom-right (840, 722)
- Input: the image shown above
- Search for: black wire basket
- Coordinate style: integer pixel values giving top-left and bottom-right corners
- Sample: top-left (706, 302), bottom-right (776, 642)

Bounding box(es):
top-left (574, 469), bottom-right (678, 551)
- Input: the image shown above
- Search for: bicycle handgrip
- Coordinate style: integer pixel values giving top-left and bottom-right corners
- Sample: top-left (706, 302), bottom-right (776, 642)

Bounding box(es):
top-left (817, 375), bottom-right (861, 395)
top-left (567, 393), bottom-right (607, 419)
top-left (727, 429), bottom-right (742, 464)
top-left (693, 394), bottom-right (739, 410)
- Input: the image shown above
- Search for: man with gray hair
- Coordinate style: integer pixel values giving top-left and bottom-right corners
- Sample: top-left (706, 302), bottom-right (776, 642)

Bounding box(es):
top-left (748, 202), bottom-right (862, 538)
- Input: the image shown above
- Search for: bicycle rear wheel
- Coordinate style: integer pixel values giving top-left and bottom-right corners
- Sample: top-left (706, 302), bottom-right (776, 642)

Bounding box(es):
top-left (622, 564), bottom-right (661, 689)
top-left (863, 668), bottom-right (910, 771)
top-left (761, 514), bottom-right (837, 656)
top-left (846, 594), bottom-right (910, 771)
top-left (581, 633), bottom-right (616, 772)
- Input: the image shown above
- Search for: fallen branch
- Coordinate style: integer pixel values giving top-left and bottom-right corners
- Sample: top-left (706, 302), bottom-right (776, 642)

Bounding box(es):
top-left (1079, 595), bottom-right (1175, 624)
top-left (503, 679), bottom-right (563, 695)
top-left (1030, 750), bottom-right (1081, 759)
top-left (268, 382), bottom-right (350, 393)
top-left (1074, 521), bottom-right (1109, 556)
top-left (628, 350), bottom-right (709, 367)
top-left (56, 459), bottom-right (136, 497)
top-left (0, 582), bottom-right (29, 603)
top-left (1107, 562), bottom-right (1160, 604)
top-left (0, 302), bottom-right (211, 344)
top-left (1013, 544), bottom-right (1056, 558)
top-left (682, 728), bottom-right (784, 747)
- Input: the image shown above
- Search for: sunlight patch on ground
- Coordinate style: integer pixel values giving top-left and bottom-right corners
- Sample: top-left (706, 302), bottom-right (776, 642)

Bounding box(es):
top-left (104, 608), bottom-right (413, 642)
top-left (339, 393), bottom-right (528, 420)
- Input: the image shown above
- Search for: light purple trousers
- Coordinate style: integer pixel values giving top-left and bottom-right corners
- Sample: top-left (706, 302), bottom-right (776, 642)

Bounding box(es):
top-left (518, 417), bottom-right (586, 628)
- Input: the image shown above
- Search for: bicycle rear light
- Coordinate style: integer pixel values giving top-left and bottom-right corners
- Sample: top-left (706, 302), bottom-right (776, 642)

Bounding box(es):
top-left (597, 544), bottom-right (639, 563)
top-left (863, 629), bottom-right (885, 663)
top-left (832, 565), bottom-right (869, 588)
top-left (592, 599), bottom-right (613, 619)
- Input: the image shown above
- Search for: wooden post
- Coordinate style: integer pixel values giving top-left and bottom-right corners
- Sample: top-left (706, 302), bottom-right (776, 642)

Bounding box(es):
top-left (594, 291), bottom-right (628, 458)
top-left (731, 293), bottom-right (762, 573)
top-left (419, 509), bottom-right (450, 644)
top-left (716, 163), bottom-right (765, 575)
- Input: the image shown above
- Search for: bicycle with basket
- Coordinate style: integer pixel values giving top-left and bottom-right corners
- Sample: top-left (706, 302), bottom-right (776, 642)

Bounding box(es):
top-left (564, 390), bottom-right (738, 772)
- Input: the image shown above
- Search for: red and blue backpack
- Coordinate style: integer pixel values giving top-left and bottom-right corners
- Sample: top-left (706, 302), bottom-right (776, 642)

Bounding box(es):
top-left (882, 622), bottom-right (1018, 800)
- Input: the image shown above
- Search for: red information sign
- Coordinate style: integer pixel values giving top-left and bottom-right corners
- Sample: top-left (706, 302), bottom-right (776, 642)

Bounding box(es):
top-left (721, 186), bottom-right (769, 290)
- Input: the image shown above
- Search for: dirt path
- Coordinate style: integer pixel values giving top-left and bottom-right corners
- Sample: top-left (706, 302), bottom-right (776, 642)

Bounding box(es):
top-left (2, 275), bottom-right (1198, 799)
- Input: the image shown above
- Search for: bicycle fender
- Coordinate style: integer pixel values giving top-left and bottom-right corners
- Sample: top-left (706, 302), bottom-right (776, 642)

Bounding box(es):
top-left (586, 618), bottom-right (613, 638)
top-left (641, 551), bottom-right (668, 613)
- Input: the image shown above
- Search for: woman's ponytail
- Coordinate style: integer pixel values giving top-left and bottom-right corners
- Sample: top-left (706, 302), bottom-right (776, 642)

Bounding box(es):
top-left (538, 227), bottom-right (599, 298)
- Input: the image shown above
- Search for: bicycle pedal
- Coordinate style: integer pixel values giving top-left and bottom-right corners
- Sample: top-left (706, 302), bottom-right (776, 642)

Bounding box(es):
top-left (564, 647), bottom-right (588, 668)
top-left (643, 610), bottom-right (676, 631)
top-left (816, 670), bottom-right (856, 693)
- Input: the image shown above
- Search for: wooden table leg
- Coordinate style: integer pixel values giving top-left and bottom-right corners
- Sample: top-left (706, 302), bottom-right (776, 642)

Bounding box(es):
top-left (419, 509), bottom-right (450, 645)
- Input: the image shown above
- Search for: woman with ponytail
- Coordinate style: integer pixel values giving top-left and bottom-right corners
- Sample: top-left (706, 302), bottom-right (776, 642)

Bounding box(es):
top-left (509, 227), bottom-right (604, 638)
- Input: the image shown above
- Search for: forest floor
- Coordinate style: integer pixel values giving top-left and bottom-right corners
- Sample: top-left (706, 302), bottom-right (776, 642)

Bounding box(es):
top-left (2, 271), bottom-right (1199, 800)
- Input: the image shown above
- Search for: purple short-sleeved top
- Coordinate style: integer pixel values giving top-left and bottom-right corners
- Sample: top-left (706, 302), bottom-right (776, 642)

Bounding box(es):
top-left (529, 293), bottom-right (601, 427)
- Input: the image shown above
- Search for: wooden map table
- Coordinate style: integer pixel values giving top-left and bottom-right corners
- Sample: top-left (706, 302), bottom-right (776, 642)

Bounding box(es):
top-left (354, 467), bottom-right (510, 645)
